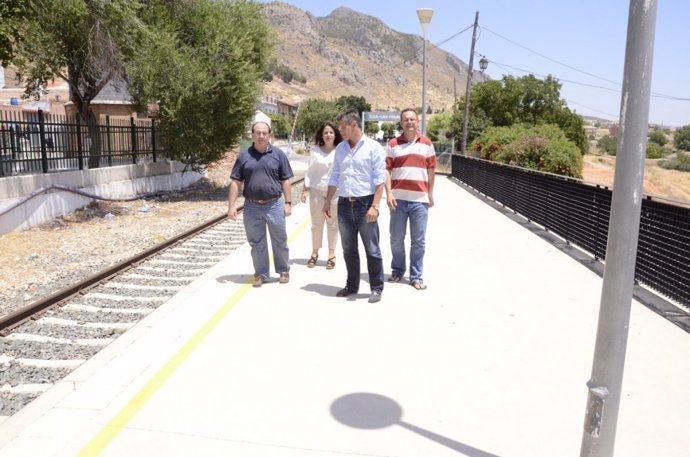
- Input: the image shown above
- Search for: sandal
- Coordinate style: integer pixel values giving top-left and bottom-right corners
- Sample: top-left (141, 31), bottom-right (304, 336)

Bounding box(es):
top-left (410, 280), bottom-right (427, 290)
top-left (326, 257), bottom-right (336, 270)
top-left (388, 274), bottom-right (402, 283)
top-left (307, 254), bottom-right (318, 268)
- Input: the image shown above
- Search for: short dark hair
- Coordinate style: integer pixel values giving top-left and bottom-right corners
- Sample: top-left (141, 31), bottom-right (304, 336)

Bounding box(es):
top-left (314, 121), bottom-right (343, 147)
top-left (336, 109), bottom-right (361, 129)
top-left (400, 108), bottom-right (418, 122)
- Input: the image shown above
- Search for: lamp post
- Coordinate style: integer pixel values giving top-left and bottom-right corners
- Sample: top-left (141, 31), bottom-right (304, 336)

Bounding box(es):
top-left (416, 8), bottom-right (434, 136)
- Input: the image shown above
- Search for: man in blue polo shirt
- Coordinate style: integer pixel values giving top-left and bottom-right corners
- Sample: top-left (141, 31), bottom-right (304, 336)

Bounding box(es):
top-left (228, 120), bottom-right (294, 288)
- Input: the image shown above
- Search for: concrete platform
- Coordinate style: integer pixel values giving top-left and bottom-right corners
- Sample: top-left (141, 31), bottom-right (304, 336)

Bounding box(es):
top-left (0, 176), bottom-right (689, 457)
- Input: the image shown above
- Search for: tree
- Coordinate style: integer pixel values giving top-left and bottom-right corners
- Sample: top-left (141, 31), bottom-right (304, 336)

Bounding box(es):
top-left (10, 0), bottom-right (145, 167)
top-left (0, 0), bottom-right (28, 65)
top-left (269, 113), bottom-right (292, 139)
top-left (129, 0), bottom-right (272, 169)
top-left (456, 74), bottom-right (588, 154)
top-left (296, 98), bottom-right (340, 140)
top-left (673, 125), bottom-right (690, 151)
top-left (335, 95), bottom-right (371, 115)
top-left (365, 121), bottom-right (380, 137)
top-left (381, 122), bottom-right (397, 138)
top-left (7, 0), bottom-right (271, 170)
top-left (426, 112), bottom-right (452, 142)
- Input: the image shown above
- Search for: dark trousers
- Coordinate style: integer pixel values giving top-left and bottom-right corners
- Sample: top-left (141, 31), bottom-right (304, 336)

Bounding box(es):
top-left (337, 195), bottom-right (384, 293)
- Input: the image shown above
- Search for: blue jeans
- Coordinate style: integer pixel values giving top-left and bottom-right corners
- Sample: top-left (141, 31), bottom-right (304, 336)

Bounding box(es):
top-left (337, 196), bottom-right (384, 293)
top-left (243, 198), bottom-right (289, 278)
top-left (389, 200), bottom-right (429, 282)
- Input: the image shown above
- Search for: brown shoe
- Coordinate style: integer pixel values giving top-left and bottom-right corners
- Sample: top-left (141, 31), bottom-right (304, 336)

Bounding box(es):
top-left (279, 272), bottom-right (290, 284)
top-left (253, 276), bottom-right (264, 288)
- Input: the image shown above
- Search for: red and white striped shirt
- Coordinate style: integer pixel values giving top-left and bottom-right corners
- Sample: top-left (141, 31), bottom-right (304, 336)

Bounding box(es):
top-left (386, 133), bottom-right (436, 203)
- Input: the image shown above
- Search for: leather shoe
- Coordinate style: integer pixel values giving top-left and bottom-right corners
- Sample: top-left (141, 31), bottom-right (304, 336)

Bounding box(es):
top-left (336, 287), bottom-right (357, 297)
top-left (368, 290), bottom-right (382, 303)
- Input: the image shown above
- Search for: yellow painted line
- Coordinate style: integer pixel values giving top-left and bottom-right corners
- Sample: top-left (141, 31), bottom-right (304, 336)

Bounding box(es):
top-left (78, 217), bottom-right (309, 456)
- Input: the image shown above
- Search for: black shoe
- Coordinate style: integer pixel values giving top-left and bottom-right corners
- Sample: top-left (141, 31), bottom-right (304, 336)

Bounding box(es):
top-left (336, 287), bottom-right (357, 297)
top-left (368, 290), bottom-right (382, 303)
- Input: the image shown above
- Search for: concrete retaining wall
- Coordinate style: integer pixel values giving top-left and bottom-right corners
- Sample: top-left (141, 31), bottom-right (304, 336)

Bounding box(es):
top-left (0, 161), bottom-right (203, 234)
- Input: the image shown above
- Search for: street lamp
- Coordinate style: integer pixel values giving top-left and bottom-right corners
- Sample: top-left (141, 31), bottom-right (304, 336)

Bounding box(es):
top-left (416, 8), bottom-right (434, 136)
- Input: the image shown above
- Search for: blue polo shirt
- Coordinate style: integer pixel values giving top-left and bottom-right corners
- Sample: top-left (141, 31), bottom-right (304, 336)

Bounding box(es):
top-left (230, 144), bottom-right (294, 200)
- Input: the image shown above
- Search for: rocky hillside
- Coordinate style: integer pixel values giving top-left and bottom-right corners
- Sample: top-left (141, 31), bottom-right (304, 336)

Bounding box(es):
top-left (262, 2), bottom-right (490, 111)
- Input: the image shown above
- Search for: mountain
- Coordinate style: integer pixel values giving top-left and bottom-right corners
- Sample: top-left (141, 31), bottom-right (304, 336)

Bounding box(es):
top-left (261, 2), bottom-right (490, 111)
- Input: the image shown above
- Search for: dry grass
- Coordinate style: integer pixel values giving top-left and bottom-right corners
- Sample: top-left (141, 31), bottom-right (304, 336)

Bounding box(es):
top-left (582, 153), bottom-right (690, 205)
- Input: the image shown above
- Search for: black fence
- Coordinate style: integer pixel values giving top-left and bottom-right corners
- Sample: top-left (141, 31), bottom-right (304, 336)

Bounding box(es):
top-left (0, 109), bottom-right (165, 176)
top-left (452, 155), bottom-right (690, 310)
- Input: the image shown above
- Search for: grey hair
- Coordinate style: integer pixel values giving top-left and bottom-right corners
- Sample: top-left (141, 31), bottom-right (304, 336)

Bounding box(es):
top-left (336, 109), bottom-right (361, 129)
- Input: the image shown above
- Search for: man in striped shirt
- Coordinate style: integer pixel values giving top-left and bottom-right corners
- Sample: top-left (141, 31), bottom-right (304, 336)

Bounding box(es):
top-left (385, 108), bottom-right (436, 290)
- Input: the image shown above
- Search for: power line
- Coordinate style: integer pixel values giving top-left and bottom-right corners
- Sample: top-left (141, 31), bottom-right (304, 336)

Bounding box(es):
top-left (480, 25), bottom-right (690, 102)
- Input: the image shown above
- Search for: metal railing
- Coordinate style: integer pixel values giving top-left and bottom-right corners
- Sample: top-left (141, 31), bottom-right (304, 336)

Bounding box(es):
top-left (452, 155), bottom-right (690, 310)
top-left (0, 109), bottom-right (165, 176)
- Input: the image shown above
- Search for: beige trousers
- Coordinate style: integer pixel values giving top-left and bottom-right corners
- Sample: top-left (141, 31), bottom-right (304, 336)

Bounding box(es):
top-left (309, 189), bottom-right (339, 252)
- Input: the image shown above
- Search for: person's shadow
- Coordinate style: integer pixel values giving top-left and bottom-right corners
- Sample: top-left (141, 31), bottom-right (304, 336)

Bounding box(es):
top-left (330, 393), bottom-right (500, 457)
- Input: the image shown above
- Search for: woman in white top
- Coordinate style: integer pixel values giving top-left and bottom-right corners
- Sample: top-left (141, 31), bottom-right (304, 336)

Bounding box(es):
top-left (300, 121), bottom-right (342, 269)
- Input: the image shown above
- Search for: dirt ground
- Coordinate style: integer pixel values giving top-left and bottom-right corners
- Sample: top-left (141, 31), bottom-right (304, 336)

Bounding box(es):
top-left (582, 153), bottom-right (690, 205)
top-left (0, 152), bottom-right (237, 314)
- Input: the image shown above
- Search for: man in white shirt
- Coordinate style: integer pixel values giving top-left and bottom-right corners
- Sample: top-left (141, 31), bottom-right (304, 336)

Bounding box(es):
top-left (323, 109), bottom-right (386, 303)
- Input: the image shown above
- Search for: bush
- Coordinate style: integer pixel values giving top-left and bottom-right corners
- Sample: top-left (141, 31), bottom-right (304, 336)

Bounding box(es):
top-left (471, 124), bottom-right (582, 178)
top-left (597, 135), bottom-right (617, 155)
top-left (659, 151), bottom-right (690, 172)
top-left (646, 142), bottom-right (664, 159)
top-left (649, 130), bottom-right (668, 147)
top-left (470, 124), bottom-right (526, 160)
top-left (673, 125), bottom-right (690, 151)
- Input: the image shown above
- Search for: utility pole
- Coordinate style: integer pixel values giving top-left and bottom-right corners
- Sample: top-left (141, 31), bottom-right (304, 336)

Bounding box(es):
top-left (460, 11), bottom-right (479, 155)
top-left (580, 1), bottom-right (658, 456)
top-left (452, 77), bottom-right (457, 154)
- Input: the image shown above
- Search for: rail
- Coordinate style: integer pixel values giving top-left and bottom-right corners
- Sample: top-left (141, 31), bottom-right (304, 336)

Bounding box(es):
top-left (452, 155), bottom-right (690, 311)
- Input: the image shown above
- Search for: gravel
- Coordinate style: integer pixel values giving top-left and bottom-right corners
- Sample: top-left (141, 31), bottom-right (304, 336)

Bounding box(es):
top-left (0, 153), bottom-right (237, 318)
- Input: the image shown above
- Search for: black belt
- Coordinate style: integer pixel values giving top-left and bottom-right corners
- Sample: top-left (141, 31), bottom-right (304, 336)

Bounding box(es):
top-left (246, 196), bottom-right (281, 205)
top-left (343, 194), bottom-right (373, 202)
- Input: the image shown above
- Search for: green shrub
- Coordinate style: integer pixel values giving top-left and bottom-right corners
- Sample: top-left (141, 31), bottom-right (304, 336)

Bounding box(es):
top-left (649, 130), bottom-right (668, 147)
top-left (659, 151), bottom-right (690, 172)
top-left (597, 135), bottom-right (617, 155)
top-left (471, 124), bottom-right (582, 178)
top-left (646, 143), bottom-right (664, 159)
top-left (470, 125), bottom-right (526, 160)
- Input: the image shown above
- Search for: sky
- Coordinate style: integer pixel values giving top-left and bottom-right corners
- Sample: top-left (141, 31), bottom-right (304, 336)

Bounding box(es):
top-left (259, 0), bottom-right (690, 128)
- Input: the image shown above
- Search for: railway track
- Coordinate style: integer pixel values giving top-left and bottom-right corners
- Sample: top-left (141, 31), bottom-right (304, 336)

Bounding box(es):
top-left (0, 180), bottom-right (304, 419)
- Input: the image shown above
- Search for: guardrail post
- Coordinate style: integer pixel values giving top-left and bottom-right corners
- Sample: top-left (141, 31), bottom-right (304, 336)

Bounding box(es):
top-left (151, 118), bottom-right (157, 162)
top-left (105, 115), bottom-right (113, 167)
top-left (130, 117), bottom-right (138, 164)
top-left (38, 109), bottom-right (49, 173)
top-left (76, 113), bottom-right (84, 170)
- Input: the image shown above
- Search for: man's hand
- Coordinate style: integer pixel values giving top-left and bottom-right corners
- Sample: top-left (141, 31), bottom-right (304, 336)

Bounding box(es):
top-left (284, 203), bottom-right (292, 217)
top-left (386, 194), bottom-right (397, 211)
top-left (366, 206), bottom-right (379, 223)
top-left (228, 206), bottom-right (238, 221)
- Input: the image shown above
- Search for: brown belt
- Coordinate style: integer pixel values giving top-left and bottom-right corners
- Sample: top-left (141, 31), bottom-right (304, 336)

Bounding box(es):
top-left (343, 195), bottom-right (372, 202)
top-left (246, 196), bottom-right (281, 205)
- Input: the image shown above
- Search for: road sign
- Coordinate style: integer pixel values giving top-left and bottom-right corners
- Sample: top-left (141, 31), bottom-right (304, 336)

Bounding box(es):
top-left (362, 111), bottom-right (400, 122)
